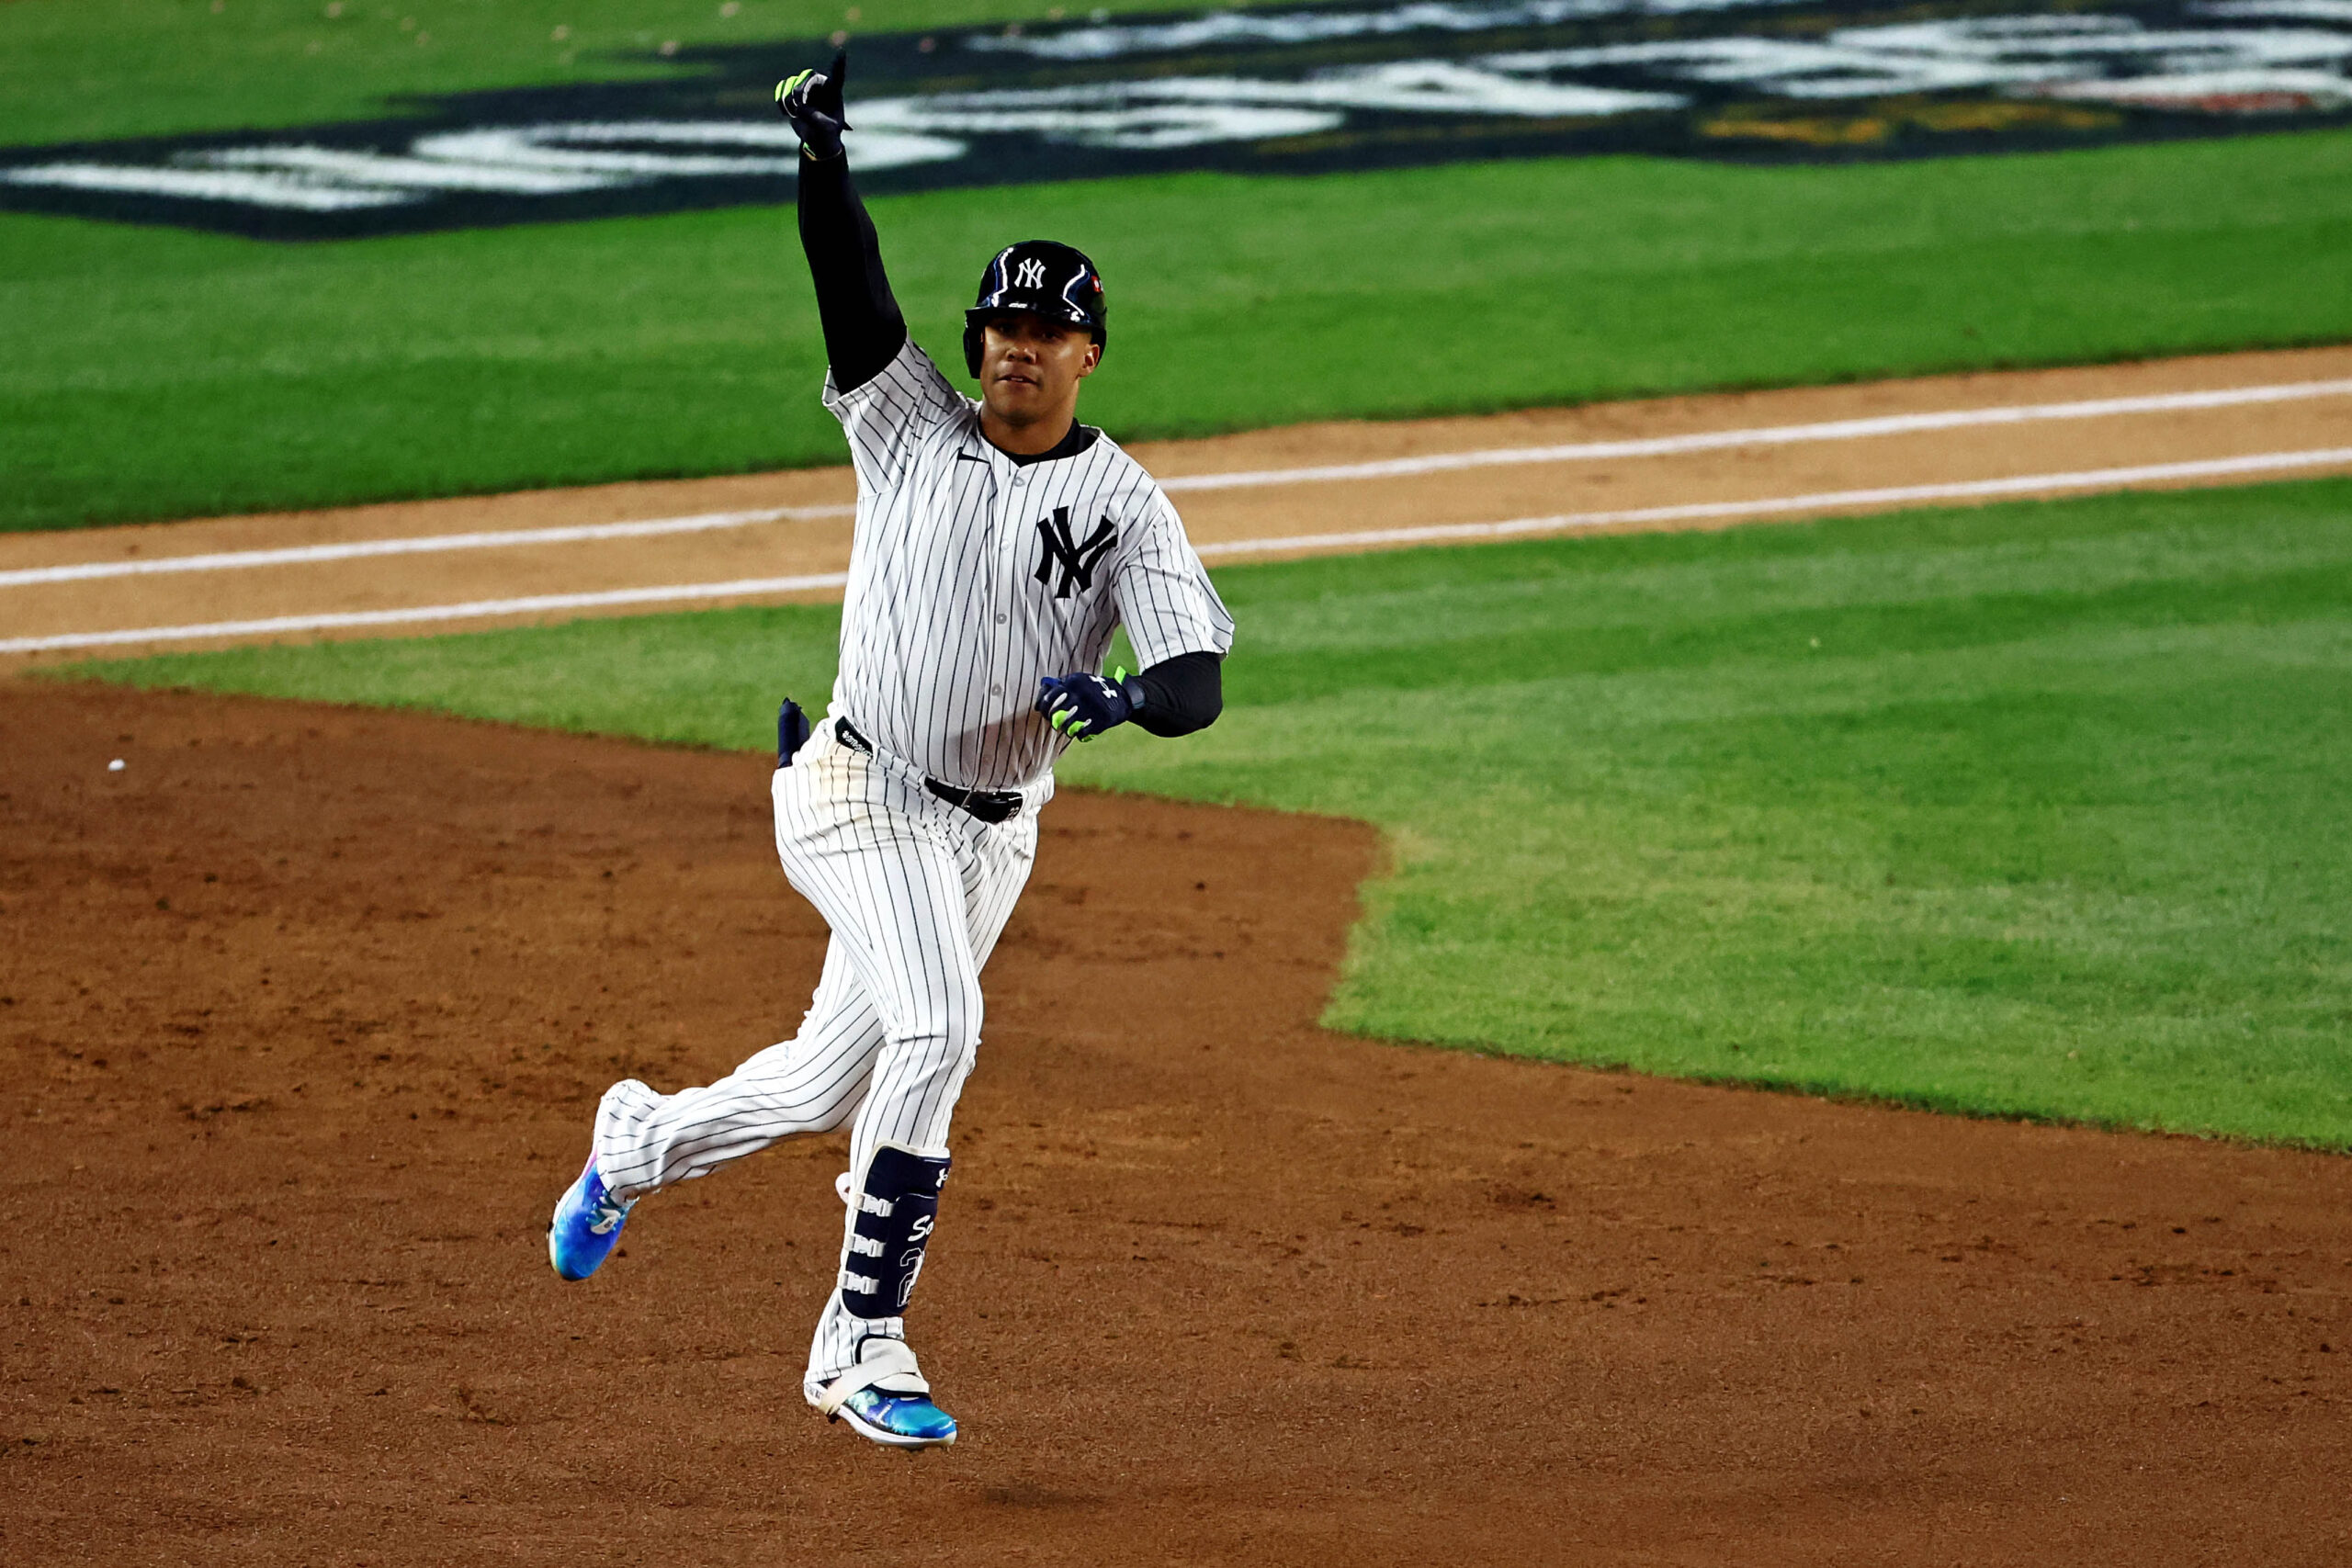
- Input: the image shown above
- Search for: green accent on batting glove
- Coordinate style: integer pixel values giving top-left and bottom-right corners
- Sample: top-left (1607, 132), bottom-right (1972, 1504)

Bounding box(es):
top-left (778, 51), bottom-right (851, 158)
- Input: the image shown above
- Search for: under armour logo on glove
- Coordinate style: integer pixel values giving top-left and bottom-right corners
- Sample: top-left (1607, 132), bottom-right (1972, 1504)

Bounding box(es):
top-left (1035, 668), bottom-right (1134, 742)
top-left (1034, 506), bottom-right (1116, 600)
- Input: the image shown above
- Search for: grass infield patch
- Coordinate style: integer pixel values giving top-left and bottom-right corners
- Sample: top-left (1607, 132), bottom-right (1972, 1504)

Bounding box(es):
top-left (74, 478), bottom-right (2352, 1148)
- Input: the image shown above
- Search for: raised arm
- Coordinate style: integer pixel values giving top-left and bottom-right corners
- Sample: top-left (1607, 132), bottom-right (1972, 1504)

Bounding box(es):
top-left (779, 55), bottom-right (908, 395)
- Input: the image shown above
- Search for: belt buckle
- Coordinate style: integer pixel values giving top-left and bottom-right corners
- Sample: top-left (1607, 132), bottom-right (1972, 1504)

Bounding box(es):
top-left (926, 777), bottom-right (1017, 825)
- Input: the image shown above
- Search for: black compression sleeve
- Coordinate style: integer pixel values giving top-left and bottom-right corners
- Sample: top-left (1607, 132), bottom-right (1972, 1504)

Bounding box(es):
top-left (797, 152), bottom-right (908, 395)
top-left (1126, 650), bottom-right (1224, 738)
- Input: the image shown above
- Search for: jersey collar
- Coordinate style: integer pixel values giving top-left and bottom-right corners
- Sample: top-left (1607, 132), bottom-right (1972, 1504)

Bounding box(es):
top-left (967, 413), bottom-right (1099, 473)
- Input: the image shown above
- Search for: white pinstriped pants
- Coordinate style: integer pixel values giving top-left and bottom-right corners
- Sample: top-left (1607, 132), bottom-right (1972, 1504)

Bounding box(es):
top-left (592, 717), bottom-right (1042, 1392)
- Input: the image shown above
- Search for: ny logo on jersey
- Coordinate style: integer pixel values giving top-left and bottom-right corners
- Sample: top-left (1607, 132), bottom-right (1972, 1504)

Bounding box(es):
top-left (1034, 506), bottom-right (1116, 600)
top-left (1014, 257), bottom-right (1047, 289)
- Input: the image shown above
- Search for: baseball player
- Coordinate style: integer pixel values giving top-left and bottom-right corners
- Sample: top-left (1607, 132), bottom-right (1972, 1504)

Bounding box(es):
top-left (546, 53), bottom-right (1234, 1451)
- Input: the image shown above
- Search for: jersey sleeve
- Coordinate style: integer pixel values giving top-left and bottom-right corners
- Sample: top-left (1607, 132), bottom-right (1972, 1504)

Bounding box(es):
top-left (1112, 491), bottom-right (1235, 669)
top-left (797, 149), bottom-right (908, 396)
top-left (821, 339), bottom-right (967, 490)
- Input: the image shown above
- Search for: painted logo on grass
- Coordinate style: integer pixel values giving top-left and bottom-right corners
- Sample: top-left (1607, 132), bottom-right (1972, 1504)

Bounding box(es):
top-left (3, 0), bottom-right (2347, 239)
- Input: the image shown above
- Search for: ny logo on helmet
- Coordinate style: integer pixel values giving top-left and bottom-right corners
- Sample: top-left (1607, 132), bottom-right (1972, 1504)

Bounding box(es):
top-left (1034, 506), bottom-right (1116, 600)
top-left (1014, 257), bottom-right (1047, 289)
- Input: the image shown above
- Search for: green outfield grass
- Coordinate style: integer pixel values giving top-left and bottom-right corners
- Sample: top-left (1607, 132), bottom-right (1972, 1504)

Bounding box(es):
top-left (73, 478), bottom-right (2352, 1147)
top-left (0, 0), bottom-right (1159, 148)
top-left (8, 128), bottom-right (2352, 534)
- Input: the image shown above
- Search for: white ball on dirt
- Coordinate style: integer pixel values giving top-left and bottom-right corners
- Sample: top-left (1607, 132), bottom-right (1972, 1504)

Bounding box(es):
top-left (107, 758), bottom-right (125, 772)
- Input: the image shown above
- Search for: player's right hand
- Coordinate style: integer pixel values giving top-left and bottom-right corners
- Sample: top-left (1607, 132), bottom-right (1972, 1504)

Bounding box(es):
top-left (775, 51), bottom-right (851, 161)
top-left (1035, 668), bottom-right (1135, 742)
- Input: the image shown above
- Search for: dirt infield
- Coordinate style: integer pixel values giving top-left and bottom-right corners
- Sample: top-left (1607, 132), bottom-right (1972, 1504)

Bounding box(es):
top-left (6, 680), bottom-right (2349, 1564)
top-left (6, 344), bottom-right (2351, 660)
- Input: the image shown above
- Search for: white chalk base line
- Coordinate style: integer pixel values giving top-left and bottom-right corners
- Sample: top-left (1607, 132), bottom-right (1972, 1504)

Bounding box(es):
top-left (9, 446), bottom-right (2348, 658)
top-left (1191, 446), bottom-right (2352, 558)
top-left (0, 503), bottom-right (854, 590)
top-left (1, 573), bottom-right (851, 656)
top-left (5, 375), bottom-right (2348, 592)
top-left (1164, 376), bottom-right (2352, 492)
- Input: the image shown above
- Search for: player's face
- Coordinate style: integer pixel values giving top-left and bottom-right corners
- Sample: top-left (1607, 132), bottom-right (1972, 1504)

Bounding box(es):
top-left (978, 312), bottom-right (1100, 428)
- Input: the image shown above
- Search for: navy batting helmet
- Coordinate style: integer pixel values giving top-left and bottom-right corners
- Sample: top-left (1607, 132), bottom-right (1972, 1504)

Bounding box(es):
top-left (963, 240), bottom-right (1107, 378)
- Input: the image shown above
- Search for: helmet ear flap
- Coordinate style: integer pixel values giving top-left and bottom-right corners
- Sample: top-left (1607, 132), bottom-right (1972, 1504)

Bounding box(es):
top-left (963, 320), bottom-right (985, 380)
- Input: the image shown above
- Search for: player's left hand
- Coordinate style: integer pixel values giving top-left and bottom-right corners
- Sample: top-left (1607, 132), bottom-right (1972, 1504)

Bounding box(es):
top-left (1035, 668), bottom-right (1134, 742)
top-left (775, 50), bottom-right (851, 160)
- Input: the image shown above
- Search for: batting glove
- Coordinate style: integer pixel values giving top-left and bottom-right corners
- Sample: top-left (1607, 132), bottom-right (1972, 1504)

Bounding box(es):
top-left (1035, 667), bottom-right (1136, 742)
top-left (775, 51), bottom-right (850, 160)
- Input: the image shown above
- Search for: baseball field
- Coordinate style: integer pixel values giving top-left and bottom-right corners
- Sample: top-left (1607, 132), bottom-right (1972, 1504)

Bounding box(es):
top-left (6, 0), bottom-right (2352, 1561)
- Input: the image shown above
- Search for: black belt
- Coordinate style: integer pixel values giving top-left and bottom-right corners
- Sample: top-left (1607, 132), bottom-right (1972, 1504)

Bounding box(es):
top-left (834, 718), bottom-right (1023, 826)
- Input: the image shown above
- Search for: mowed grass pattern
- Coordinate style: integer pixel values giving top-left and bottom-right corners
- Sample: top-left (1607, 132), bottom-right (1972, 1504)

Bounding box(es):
top-left (7, 130), bottom-right (2352, 531)
top-left (0, 0), bottom-right (1165, 147)
top-left (78, 479), bottom-right (2352, 1146)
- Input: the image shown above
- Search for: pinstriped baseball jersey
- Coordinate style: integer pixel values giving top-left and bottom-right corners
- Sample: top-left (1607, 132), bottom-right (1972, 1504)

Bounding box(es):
top-left (826, 338), bottom-right (1234, 792)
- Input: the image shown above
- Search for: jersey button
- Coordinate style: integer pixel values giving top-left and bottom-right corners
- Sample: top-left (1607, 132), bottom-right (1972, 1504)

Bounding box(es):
top-left (991, 684), bottom-right (1002, 695)
top-left (996, 614), bottom-right (1007, 625)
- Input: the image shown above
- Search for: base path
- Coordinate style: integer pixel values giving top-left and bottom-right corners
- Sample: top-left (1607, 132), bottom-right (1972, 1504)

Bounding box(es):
top-left (5, 682), bottom-right (2346, 1564)
top-left (5, 344), bottom-right (2350, 660)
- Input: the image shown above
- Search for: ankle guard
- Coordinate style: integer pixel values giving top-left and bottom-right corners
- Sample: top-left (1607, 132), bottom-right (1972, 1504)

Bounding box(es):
top-left (838, 1143), bottom-right (951, 1320)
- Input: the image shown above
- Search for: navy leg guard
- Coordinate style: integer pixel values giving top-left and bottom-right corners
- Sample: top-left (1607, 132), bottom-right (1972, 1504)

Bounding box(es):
top-left (841, 1143), bottom-right (951, 1319)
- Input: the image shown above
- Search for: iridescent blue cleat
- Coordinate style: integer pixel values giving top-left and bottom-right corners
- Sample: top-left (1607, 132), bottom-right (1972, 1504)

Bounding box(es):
top-left (836, 1387), bottom-right (958, 1448)
top-left (814, 1337), bottom-right (958, 1449)
top-left (547, 1155), bottom-right (635, 1281)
